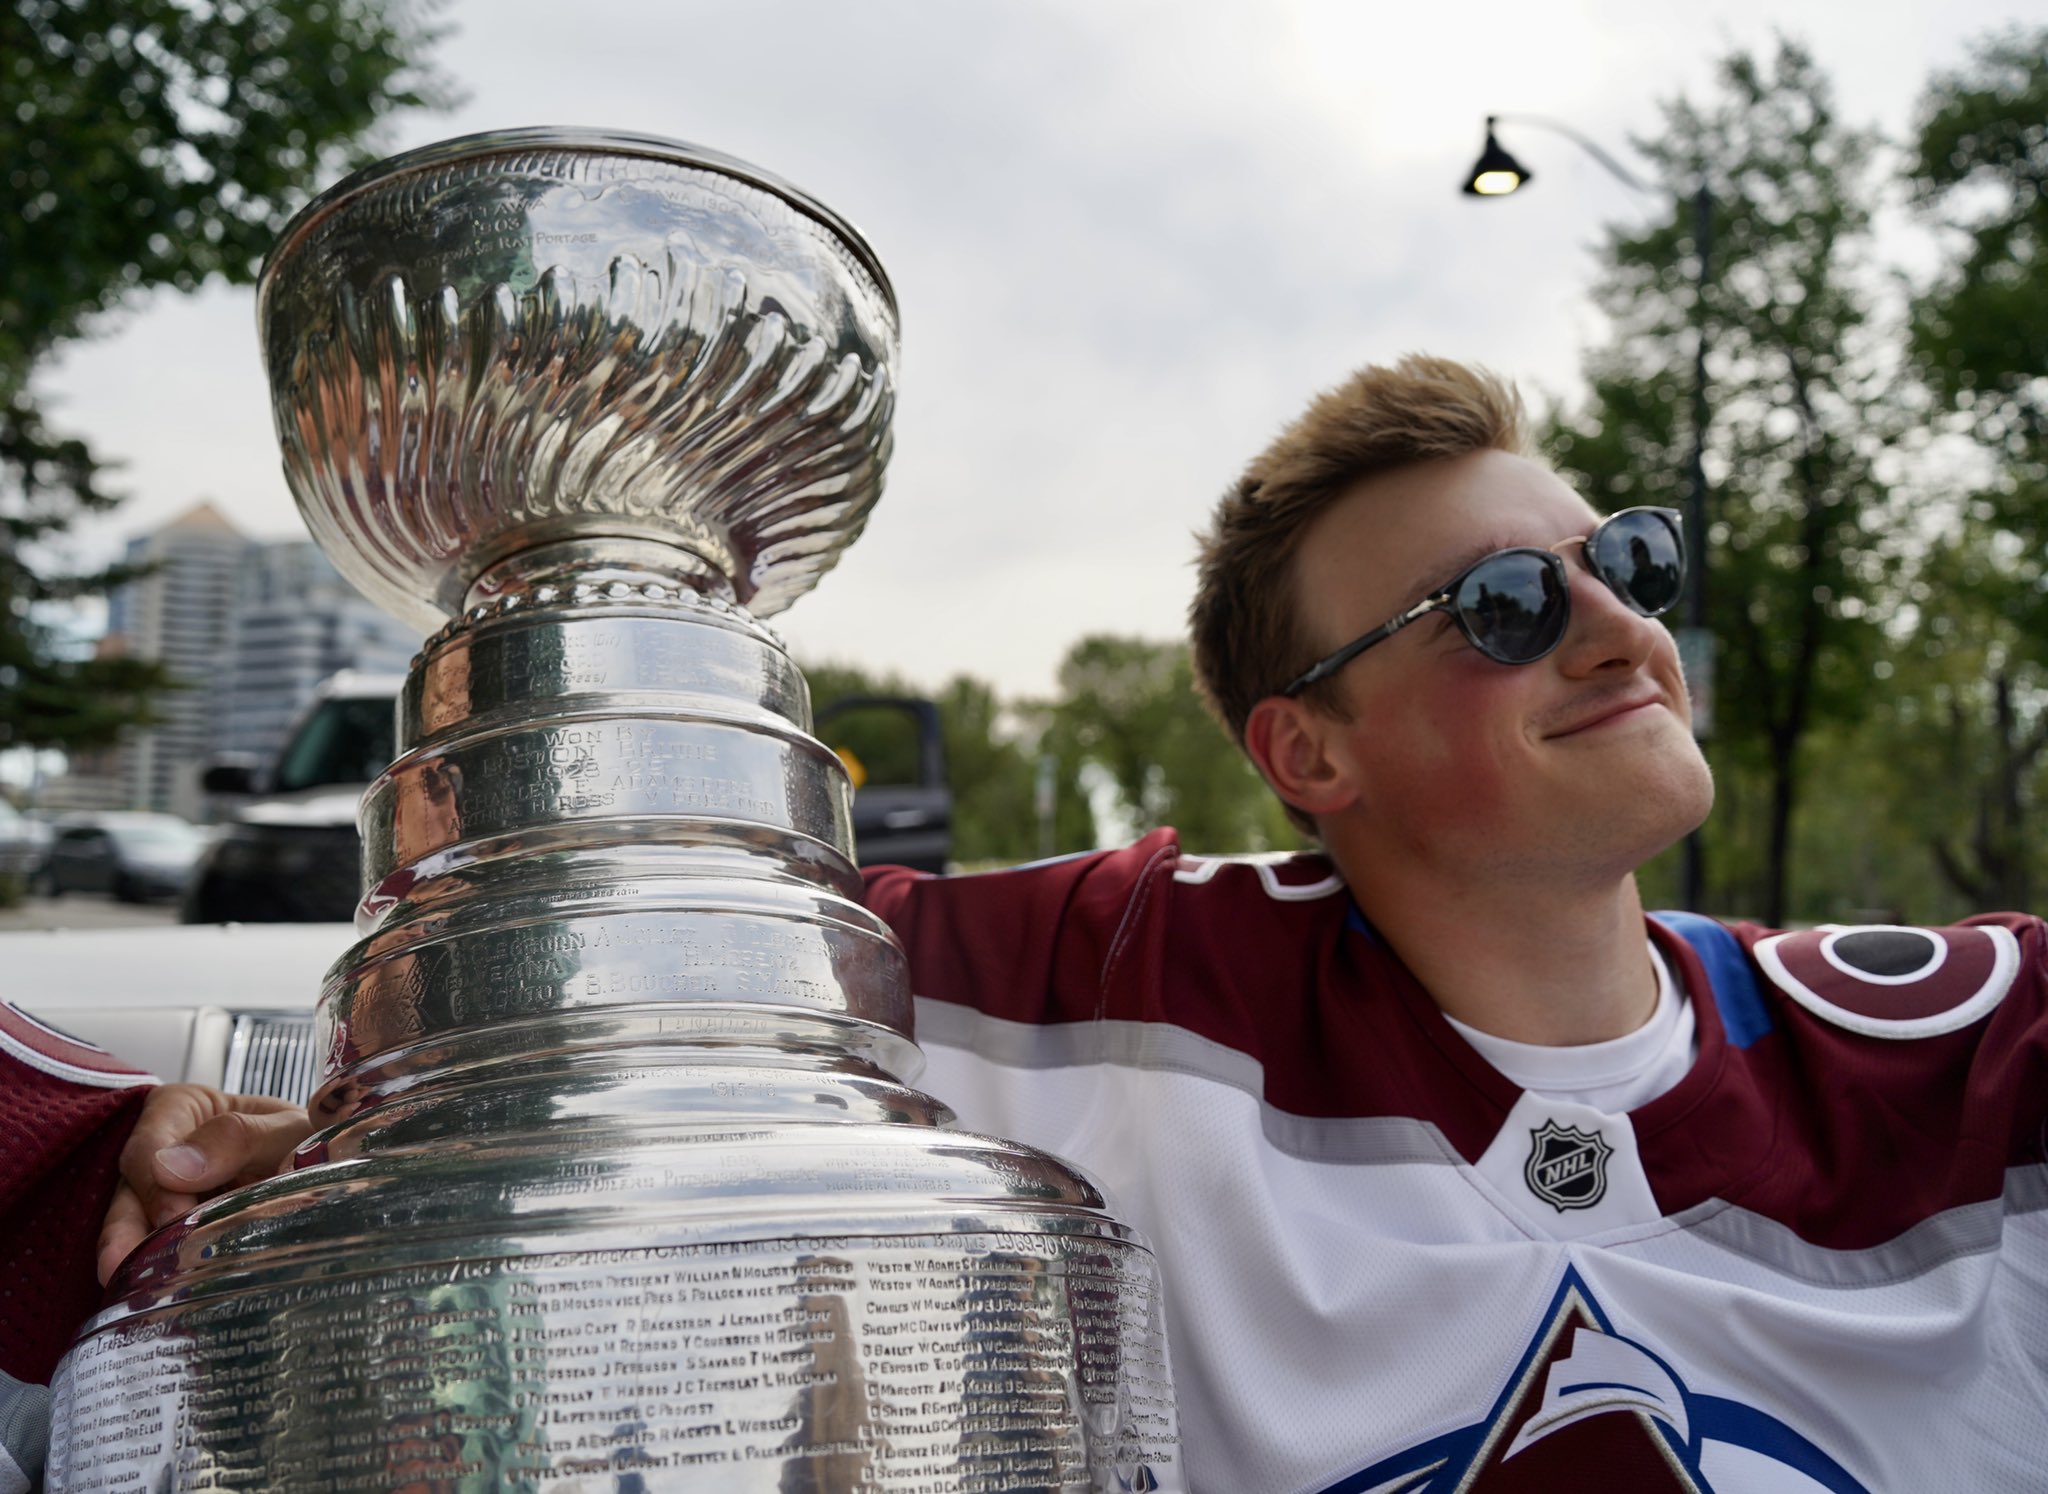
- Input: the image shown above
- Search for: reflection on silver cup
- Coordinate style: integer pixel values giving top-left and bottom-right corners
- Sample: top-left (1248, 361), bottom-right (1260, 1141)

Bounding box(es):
top-left (48, 130), bottom-right (1180, 1491)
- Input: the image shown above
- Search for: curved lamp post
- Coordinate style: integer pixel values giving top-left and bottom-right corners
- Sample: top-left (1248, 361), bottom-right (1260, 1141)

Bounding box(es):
top-left (1464, 115), bottom-right (1715, 912)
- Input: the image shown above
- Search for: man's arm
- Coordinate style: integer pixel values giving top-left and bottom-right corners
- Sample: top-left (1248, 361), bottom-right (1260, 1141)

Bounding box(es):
top-left (863, 829), bottom-right (1183, 1027)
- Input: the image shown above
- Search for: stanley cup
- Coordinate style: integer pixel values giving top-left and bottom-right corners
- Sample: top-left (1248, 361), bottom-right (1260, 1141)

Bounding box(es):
top-left (49, 129), bottom-right (1179, 1491)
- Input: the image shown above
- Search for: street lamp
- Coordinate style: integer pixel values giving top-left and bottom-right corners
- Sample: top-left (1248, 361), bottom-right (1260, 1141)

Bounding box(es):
top-left (1464, 115), bottom-right (1716, 912)
top-left (1462, 124), bottom-right (1531, 196)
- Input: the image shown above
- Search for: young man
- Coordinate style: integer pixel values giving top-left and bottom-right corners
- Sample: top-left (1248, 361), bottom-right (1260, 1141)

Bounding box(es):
top-left (866, 356), bottom-right (2048, 1491)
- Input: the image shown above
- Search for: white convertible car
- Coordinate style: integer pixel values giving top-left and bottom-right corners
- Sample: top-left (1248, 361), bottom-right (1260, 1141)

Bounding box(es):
top-left (13, 923), bottom-right (351, 1102)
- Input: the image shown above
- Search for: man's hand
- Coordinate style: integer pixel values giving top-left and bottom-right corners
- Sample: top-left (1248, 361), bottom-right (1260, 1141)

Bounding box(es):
top-left (98, 1085), bottom-right (313, 1285)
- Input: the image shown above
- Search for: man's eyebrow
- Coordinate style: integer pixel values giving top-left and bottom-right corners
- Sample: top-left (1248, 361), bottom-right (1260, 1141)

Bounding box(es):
top-left (1394, 517), bottom-right (1607, 606)
top-left (1391, 534), bottom-right (1521, 606)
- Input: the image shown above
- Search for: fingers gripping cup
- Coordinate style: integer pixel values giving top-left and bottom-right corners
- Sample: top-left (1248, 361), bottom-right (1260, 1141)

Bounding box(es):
top-left (48, 130), bottom-right (1179, 1492)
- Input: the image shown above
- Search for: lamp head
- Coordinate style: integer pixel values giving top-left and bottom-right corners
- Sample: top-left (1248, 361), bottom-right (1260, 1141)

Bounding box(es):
top-left (1463, 120), bottom-right (1532, 197)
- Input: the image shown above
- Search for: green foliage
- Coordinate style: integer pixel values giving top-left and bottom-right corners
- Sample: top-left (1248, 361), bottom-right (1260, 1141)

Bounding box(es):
top-left (0, 393), bottom-right (178, 750)
top-left (1044, 635), bottom-right (1300, 856)
top-left (1865, 539), bottom-right (2045, 913)
top-left (0, 0), bottom-right (449, 752)
top-left (1546, 38), bottom-right (1895, 922)
top-left (937, 675), bottom-right (1094, 864)
top-left (807, 641), bottom-right (1301, 870)
top-left (1891, 26), bottom-right (2048, 914)
top-left (1704, 528), bottom-right (2042, 926)
top-left (3, 0), bottom-right (451, 366)
top-left (1906, 26), bottom-right (2048, 457)
top-left (807, 661), bottom-right (1097, 866)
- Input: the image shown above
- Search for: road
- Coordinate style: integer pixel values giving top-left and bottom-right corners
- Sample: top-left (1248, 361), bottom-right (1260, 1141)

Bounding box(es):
top-left (0, 894), bottom-right (182, 932)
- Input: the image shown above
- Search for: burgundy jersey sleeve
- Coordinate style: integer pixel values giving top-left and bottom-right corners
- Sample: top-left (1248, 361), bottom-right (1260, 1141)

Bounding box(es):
top-left (861, 829), bottom-right (1184, 1026)
top-left (1938, 913), bottom-right (2048, 1179)
top-left (0, 1003), bottom-right (153, 1385)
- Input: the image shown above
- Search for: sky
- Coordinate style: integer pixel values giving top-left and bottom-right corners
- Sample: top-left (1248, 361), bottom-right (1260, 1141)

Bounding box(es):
top-left (34, 0), bottom-right (2033, 700)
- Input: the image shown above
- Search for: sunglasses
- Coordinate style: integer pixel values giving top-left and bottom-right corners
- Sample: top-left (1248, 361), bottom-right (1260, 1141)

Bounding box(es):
top-left (1281, 506), bottom-right (1685, 695)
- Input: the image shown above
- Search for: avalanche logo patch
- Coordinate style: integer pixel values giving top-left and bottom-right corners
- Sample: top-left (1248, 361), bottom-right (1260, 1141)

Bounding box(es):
top-left (1524, 1120), bottom-right (1611, 1212)
top-left (1754, 923), bottom-right (2020, 1039)
top-left (1322, 1270), bottom-right (1870, 1493)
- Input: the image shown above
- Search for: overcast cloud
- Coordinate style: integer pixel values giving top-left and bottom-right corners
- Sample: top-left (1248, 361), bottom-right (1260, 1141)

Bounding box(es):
top-left (34, 0), bottom-right (2032, 696)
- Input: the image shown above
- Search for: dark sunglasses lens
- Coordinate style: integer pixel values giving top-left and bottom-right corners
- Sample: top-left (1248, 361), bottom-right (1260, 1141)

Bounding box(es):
top-left (1455, 554), bottom-right (1568, 662)
top-left (1593, 511), bottom-right (1683, 615)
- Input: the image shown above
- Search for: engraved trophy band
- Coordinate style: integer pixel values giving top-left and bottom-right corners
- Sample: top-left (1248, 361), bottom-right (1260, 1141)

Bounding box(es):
top-left (48, 128), bottom-right (1180, 1491)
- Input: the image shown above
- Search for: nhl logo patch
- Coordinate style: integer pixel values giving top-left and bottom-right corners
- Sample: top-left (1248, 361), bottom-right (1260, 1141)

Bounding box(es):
top-left (1525, 1119), bottom-right (1613, 1212)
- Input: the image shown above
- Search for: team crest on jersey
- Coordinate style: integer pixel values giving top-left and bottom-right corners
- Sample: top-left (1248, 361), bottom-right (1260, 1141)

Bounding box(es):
top-left (1524, 1120), bottom-right (1612, 1212)
top-left (1324, 1270), bottom-right (1870, 1493)
top-left (1753, 923), bottom-right (2020, 1040)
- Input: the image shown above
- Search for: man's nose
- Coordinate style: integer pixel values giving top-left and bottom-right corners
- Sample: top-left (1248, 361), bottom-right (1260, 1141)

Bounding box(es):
top-left (1554, 561), bottom-right (1662, 675)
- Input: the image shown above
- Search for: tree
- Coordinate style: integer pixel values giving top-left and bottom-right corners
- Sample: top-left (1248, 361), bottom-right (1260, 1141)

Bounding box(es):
top-left (1906, 27), bottom-right (2048, 454)
top-left (808, 640), bottom-right (1299, 867)
top-left (807, 662), bottom-right (1095, 866)
top-left (1, 0), bottom-right (449, 752)
top-left (1894, 25), bottom-right (2048, 912)
top-left (1045, 635), bottom-right (1299, 855)
top-left (1547, 39), bottom-right (1894, 923)
top-left (1881, 536), bottom-right (2045, 912)
top-left (0, 401), bottom-right (170, 751)
top-left (936, 674), bottom-right (1096, 864)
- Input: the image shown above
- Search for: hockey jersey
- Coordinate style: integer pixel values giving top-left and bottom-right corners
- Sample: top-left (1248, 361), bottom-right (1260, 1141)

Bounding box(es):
top-left (866, 829), bottom-right (2048, 1493)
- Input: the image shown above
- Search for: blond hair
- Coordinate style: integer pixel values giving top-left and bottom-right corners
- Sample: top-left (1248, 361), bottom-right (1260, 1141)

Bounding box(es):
top-left (1189, 355), bottom-right (1529, 826)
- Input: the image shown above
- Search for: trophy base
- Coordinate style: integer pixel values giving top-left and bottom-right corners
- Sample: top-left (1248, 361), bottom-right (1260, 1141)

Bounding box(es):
top-left (53, 1119), bottom-right (1181, 1492)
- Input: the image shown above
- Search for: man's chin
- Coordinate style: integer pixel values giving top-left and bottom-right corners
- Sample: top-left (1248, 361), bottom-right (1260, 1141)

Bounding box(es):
top-left (1578, 734), bottom-right (1713, 873)
top-left (1638, 753), bottom-right (1716, 861)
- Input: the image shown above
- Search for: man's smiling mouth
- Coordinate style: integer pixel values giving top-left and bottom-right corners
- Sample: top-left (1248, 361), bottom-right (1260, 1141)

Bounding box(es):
top-left (1544, 690), bottom-right (1666, 738)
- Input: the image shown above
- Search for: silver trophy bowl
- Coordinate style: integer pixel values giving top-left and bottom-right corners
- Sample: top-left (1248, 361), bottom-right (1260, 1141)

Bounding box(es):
top-left (48, 129), bottom-right (1179, 1492)
top-left (259, 127), bottom-right (898, 629)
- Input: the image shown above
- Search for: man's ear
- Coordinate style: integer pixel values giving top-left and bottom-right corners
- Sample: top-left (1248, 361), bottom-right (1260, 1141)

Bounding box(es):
top-left (1243, 696), bottom-right (1360, 820)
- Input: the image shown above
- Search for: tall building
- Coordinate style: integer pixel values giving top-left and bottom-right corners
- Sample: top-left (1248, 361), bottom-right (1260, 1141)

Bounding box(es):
top-left (111, 504), bottom-right (250, 816)
top-left (104, 510), bottom-right (417, 818)
top-left (217, 541), bottom-right (415, 765)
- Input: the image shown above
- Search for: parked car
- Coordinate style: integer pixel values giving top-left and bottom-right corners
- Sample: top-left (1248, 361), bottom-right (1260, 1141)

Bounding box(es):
top-left (38, 812), bottom-right (211, 902)
top-left (182, 671), bottom-right (403, 924)
top-left (14, 923), bottom-right (347, 1102)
